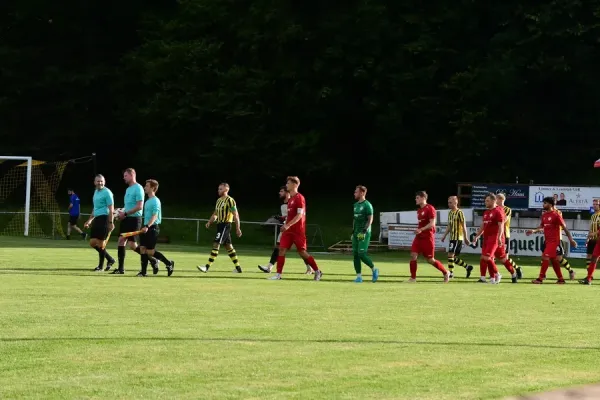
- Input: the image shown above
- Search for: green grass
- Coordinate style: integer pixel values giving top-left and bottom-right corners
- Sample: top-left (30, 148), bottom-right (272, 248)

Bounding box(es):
top-left (1, 237), bottom-right (600, 399)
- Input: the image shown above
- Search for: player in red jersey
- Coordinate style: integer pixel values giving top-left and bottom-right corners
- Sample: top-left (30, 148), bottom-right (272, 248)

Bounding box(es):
top-left (268, 176), bottom-right (322, 281)
top-left (527, 196), bottom-right (576, 284)
top-left (408, 191), bottom-right (449, 283)
top-left (472, 193), bottom-right (518, 284)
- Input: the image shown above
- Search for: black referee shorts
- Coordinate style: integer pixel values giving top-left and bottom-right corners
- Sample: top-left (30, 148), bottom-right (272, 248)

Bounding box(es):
top-left (214, 222), bottom-right (232, 245)
top-left (119, 216), bottom-right (142, 242)
top-left (90, 215), bottom-right (109, 240)
top-left (140, 225), bottom-right (159, 250)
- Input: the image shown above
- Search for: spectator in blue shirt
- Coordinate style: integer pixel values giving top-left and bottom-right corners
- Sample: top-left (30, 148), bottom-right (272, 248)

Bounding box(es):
top-left (67, 189), bottom-right (86, 240)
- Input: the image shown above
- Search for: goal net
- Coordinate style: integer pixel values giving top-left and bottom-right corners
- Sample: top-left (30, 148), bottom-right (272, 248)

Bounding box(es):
top-left (0, 156), bottom-right (89, 238)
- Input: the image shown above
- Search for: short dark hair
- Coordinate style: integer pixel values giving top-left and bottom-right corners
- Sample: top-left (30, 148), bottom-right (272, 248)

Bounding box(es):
top-left (67, 188), bottom-right (74, 192)
top-left (219, 182), bottom-right (230, 189)
top-left (415, 191), bottom-right (428, 200)
top-left (280, 186), bottom-right (288, 192)
top-left (287, 176), bottom-right (300, 185)
top-left (146, 179), bottom-right (159, 192)
top-left (356, 185), bottom-right (367, 194)
top-left (124, 168), bottom-right (136, 176)
top-left (485, 193), bottom-right (496, 201)
top-left (543, 196), bottom-right (555, 206)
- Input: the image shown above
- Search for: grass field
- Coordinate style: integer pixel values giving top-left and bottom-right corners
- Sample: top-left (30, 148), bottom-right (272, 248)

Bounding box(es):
top-left (1, 236), bottom-right (600, 399)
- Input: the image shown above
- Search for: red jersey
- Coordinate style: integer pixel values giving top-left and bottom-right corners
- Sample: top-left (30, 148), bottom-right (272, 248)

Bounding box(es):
top-left (416, 204), bottom-right (436, 238)
top-left (286, 192), bottom-right (306, 234)
top-left (483, 207), bottom-right (504, 239)
top-left (541, 210), bottom-right (565, 243)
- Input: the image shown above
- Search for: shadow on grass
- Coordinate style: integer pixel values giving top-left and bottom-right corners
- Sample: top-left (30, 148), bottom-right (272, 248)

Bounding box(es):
top-left (0, 337), bottom-right (599, 350)
top-left (0, 269), bottom-right (562, 284)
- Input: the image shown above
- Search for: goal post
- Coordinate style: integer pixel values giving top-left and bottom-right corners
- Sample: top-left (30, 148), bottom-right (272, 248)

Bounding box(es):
top-left (0, 156), bottom-right (32, 236)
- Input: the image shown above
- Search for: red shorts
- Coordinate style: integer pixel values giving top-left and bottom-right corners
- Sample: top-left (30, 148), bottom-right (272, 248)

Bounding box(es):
top-left (592, 240), bottom-right (600, 258)
top-left (482, 238), bottom-right (506, 259)
top-left (543, 241), bottom-right (561, 258)
top-left (411, 236), bottom-right (435, 258)
top-left (279, 231), bottom-right (307, 251)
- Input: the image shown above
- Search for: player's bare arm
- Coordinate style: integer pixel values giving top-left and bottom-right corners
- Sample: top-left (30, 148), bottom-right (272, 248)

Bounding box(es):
top-left (560, 222), bottom-right (577, 247)
top-left (68, 203), bottom-right (73, 211)
top-left (441, 223), bottom-right (449, 242)
top-left (233, 210), bottom-right (242, 237)
top-left (120, 200), bottom-right (143, 220)
top-left (141, 214), bottom-right (158, 233)
top-left (107, 204), bottom-right (115, 231)
top-left (283, 209), bottom-right (304, 231)
top-left (84, 211), bottom-right (95, 229)
top-left (497, 222), bottom-right (503, 246)
top-left (416, 218), bottom-right (435, 235)
top-left (462, 218), bottom-right (471, 245)
top-left (472, 225), bottom-right (484, 242)
top-left (206, 212), bottom-right (216, 228)
top-left (526, 223), bottom-right (544, 236)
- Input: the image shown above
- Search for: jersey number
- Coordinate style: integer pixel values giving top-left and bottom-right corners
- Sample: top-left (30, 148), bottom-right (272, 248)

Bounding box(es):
top-left (215, 232), bottom-right (221, 239)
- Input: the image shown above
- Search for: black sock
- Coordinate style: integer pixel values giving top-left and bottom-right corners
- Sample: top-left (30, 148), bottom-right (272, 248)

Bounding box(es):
top-left (134, 246), bottom-right (141, 254)
top-left (153, 251), bottom-right (171, 266)
top-left (269, 247), bottom-right (279, 265)
top-left (94, 246), bottom-right (105, 267)
top-left (104, 249), bottom-right (115, 264)
top-left (141, 253), bottom-right (149, 274)
top-left (118, 246), bottom-right (126, 270)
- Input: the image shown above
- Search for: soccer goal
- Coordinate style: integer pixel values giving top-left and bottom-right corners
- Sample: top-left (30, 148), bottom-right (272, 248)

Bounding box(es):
top-left (0, 155), bottom-right (92, 238)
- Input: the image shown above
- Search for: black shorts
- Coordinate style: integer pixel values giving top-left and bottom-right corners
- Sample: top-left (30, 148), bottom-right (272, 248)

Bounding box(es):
top-left (542, 242), bottom-right (565, 256)
top-left (90, 215), bottom-right (109, 240)
top-left (119, 216), bottom-right (142, 242)
top-left (214, 222), bottom-right (232, 245)
top-left (587, 240), bottom-right (597, 255)
top-left (68, 215), bottom-right (79, 225)
top-left (140, 225), bottom-right (159, 250)
top-left (447, 240), bottom-right (463, 255)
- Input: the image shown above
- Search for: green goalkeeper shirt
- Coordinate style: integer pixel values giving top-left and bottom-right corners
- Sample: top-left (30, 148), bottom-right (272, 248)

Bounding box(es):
top-left (353, 200), bottom-right (373, 233)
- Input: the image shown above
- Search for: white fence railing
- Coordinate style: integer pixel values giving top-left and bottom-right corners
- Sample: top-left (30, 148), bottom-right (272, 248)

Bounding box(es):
top-left (0, 211), bottom-right (326, 249)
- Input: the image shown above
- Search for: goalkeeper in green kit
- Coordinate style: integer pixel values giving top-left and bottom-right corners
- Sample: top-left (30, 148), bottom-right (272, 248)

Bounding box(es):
top-left (352, 185), bottom-right (379, 283)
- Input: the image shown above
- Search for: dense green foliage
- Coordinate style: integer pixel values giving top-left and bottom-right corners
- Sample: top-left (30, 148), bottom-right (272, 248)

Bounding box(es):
top-left (2, 0), bottom-right (600, 199)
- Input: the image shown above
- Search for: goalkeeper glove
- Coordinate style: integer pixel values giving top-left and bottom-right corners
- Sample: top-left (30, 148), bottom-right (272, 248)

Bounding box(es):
top-left (357, 231), bottom-right (366, 241)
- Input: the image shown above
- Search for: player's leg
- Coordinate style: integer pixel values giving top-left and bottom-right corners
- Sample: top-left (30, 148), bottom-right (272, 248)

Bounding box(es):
top-left (352, 233), bottom-right (363, 282)
top-left (225, 241), bottom-right (242, 273)
top-left (297, 235), bottom-right (322, 281)
top-left (424, 239), bottom-right (448, 281)
top-left (358, 231), bottom-right (378, 282)
top-left (504, 237), bottom-right (522, 279)
top-left (580, 242), bottom-right (600, 284)
top-left (198, 223), bottom-right (226, 272)
top-left (555, 242), bottom-right (574, 279)
top-left (137, 243), bottom-right (148, 277)
top-left (259, 230), bottom-right (280, 272)
top-left (408, 238), bottom-right (420, 282)
top-left (66, 218), bottom-right (72, 239)
top-left (497, 250), bottom-right (517, 283)
top-left (585, 240), bottom-right (595, 280)
top-left (269, 233), bottom-right (292, 279)
top-left (90, 217), bottom-right (114, 271)
top-left (480, 240), bottom-right (498, 283)
top-left (446, 241), bottom-right (456, 278)
top-left (532, 255), bottom-right (551, 284)
top-left (71, 216), bottom-right (85, 237)
top-left (452, 242), bottom-right (473, 278)
top-left (145, 227), bottom-right (174, 276)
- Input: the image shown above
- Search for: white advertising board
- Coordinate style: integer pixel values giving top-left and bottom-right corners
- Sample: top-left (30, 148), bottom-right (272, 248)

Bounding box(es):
top-left (528, 185), bottom-right (600, 211)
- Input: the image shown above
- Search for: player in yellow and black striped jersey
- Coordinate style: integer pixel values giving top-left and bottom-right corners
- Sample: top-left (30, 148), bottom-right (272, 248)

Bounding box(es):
top-left (587, 200), bottom-right (600, 268)
top-left (441, 196), bottom-right (474, 278)
top-left (197, 183), bottom-right (243, 273)
top-left (495, 194), bottom-right (523, 279)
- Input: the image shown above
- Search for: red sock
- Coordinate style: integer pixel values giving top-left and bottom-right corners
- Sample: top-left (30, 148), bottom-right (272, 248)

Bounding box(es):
top-left (588, 262), bottom-right (597, 281)
top-left (487, 259), bottom-right (498, 276)
top-left (276, 255), bottom-right (286, 274)
top-left (433, 260), bottom-right (447, 275)
top-left (305, 256), bottom-right (319, 271)
top-left (503, 259), bottom-right (515, 274)
top-left (479, 259), bottom-right (487, 277)
top-left (539, 259), bottom-right (550, 280)
top-left (551, 258), bottom-right (564, 280)
top-left (409, 260), bottom-right (417, 279)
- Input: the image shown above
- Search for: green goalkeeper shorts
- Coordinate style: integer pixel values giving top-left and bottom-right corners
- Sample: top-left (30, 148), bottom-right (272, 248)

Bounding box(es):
top-left (352, 231), bottom-right (371, 254)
